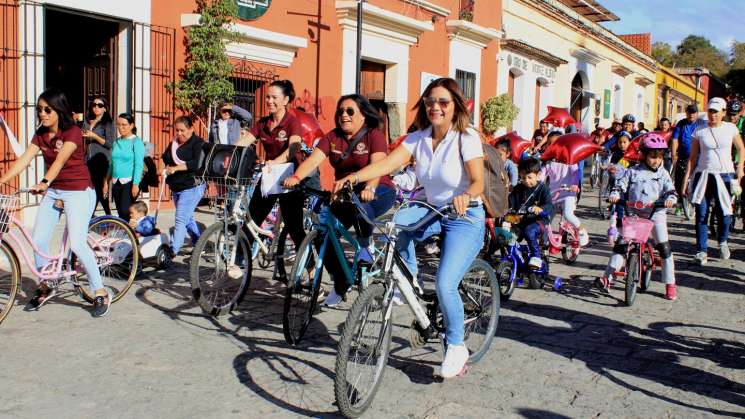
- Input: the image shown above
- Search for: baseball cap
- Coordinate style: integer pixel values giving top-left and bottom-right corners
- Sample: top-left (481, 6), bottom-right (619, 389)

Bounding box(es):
top-left (707, 97), bottom-right (727, 112)
top-left (685, 104), bottom-right (698, 114)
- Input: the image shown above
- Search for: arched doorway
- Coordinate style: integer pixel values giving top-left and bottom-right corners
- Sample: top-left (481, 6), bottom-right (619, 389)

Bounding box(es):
top-left (570, 73), bottom-right (584, 123)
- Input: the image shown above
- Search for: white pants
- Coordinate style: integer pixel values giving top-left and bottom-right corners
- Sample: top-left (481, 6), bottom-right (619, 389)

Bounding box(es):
top-left (556, 197), bottom-right (581, 229)
top-left (604, 211), bottom-right (675, 284)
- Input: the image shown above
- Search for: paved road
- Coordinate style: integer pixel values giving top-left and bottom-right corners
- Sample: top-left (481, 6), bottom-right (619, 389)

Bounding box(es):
top-left (1, 189), bottom-right (744, 419)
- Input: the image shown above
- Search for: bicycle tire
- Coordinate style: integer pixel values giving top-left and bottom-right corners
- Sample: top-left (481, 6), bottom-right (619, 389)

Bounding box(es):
top-left (189, 221), bottom-right (252, 316)
top-left (461, 258), bottom-right (500, 363)
top-left (625, 251), bottom-right (639, 307)
top-left (640, 248), bottom-right (653, 291)
top-left (334, 282), bottom-right (393, 418)
top-left (560, 231), bottom-right (580, 265)
top-left (75, 216), bottom-right (139, 303)
top-left (0, 240), bottom-right (21, 325)
top-left (283, 230), bottom-right (322, 345)
top-left (273, 225), bottom-right (292, 280)
top-left (496, 260), bottom-right (515, 301)
top-left (598, 173), bottom-right (610, 219)
top-left (256, 236), bottom-right (272, 269)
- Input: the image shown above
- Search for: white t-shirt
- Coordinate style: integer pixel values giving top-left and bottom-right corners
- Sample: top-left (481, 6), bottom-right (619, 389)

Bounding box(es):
top-left (402, 126), bottom-right (484, 207)
top-left (693, 121), bottom-right (739, 174)
top-left (218, 119), bottom-right (229, 145)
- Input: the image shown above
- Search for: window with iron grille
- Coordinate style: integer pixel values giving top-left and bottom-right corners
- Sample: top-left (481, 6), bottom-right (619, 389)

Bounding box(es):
top-left (456, 69), bottom-right (476, 123)
top-left (230, 77), bottom-right (266, 122)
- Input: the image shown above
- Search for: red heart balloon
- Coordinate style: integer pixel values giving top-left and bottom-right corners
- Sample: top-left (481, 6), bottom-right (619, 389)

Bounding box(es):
top-left (494, 131), bottom-right (531, 163)
top-left (540, 133), bottom-right (602, 165)
top-left (290, 109), bottom-right (324, 148)
top-left (541, 106), bottom-right (576, 129)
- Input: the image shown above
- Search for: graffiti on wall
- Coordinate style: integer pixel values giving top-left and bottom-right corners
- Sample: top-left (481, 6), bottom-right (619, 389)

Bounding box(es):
top-left (292, 89), bottom-right (336, 132)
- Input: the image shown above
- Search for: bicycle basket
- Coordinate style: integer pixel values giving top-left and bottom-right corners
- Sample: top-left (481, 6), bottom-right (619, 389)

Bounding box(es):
top-left (620, 217), bottom-right (654, 243)
top-left (0, 194), bottom-right (19, 235)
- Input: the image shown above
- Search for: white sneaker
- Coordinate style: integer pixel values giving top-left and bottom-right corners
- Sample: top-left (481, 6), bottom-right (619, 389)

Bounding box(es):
top-left (720, 242), bottom-right (731, 260)
top-left (528, 257), bottom-right (543, 269)
top-left (227, 265), bottom-right (243, 280)
top-left (695, 251), bottom-right (708, 266)
top-left (578, 228), bottom-right (590, 247)
top-left (440, 344), bottom-right (469, 378)
top-left (323, 288), bottom-right (344, 307)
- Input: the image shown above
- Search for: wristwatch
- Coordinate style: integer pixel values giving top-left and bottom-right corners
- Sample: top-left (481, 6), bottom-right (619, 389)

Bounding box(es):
top-left (41, 178), bottom-right (49, 184)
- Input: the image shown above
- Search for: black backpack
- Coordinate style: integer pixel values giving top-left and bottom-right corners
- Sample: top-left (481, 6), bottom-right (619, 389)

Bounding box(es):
top-left (140, 156), bottom-right (159, 190)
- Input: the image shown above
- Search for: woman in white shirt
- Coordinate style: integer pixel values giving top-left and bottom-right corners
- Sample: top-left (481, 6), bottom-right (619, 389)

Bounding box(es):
top-left (335, 78), bottom-right (485, 379)
top-left (683, 97), bottom-right (745, 265)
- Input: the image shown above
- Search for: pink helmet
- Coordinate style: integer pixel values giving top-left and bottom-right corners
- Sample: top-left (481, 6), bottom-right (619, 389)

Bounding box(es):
top-left (640, 133), bottom-right (667, 152)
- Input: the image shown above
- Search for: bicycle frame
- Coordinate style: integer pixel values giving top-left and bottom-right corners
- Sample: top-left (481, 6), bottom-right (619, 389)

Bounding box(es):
top-left (306, 205), bottom-right (366, 289)
top-left (3, 214), bottom-right (77, 281)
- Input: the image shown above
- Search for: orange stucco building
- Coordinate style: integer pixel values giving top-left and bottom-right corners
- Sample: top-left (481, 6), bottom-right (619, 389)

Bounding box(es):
top-left (0, 0), bottom-right (504, 195)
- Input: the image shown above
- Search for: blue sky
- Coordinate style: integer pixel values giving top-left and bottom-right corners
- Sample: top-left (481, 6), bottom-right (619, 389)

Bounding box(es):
top-left (599, 0), bottom-right (742, 52)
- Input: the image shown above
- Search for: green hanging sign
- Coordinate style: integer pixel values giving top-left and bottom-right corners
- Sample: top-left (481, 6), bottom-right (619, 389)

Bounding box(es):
top-left (603, 89), bottom-right (611, 119)
top-left (236, 0), bottom-right (271, 21)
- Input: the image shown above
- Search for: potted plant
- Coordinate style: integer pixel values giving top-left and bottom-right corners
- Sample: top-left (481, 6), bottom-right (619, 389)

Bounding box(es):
top-left (481, 94), bottom-right (520, 136)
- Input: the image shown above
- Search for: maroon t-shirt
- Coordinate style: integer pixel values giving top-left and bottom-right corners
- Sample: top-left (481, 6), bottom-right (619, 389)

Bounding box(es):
top-left (31, 126), bottom-right (92, 190)
top-left (316, 127), bottom-right (393, 188)
top-left (251, 111), bottom-right (303, 160)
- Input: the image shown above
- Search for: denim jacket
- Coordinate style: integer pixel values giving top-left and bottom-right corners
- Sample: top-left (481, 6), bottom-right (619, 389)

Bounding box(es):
top-left (610, 163), bottom-right (677, 217)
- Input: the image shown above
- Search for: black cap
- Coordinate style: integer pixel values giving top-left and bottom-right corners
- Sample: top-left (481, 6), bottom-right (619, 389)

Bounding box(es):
top-left (685, 104), bottom-right (698, 114)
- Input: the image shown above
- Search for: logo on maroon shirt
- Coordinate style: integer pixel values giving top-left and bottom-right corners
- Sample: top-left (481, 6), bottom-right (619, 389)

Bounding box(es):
top-left (54, 139), bottom-right (64, 153)
top-left (277, 130), bottom-right (288, 142)
top-left (353, 142), bottom-right (368, 155)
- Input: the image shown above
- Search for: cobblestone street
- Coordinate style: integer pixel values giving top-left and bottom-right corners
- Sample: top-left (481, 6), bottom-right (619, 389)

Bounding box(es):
top-left (1, 189), bottom-right (744, 419)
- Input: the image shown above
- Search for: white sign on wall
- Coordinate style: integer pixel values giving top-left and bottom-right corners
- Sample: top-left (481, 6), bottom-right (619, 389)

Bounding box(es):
top-left (421, 72), bottom-right (443, 94)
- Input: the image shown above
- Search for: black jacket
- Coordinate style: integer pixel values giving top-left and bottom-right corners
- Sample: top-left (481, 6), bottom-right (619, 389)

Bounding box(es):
top-left (508, 182), bottom-right (553, 225)
top-left (162, 133), bottom-right (204, 192)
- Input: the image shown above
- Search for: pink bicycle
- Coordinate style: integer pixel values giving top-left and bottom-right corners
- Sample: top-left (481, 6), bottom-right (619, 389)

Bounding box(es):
top-left (545, 186), bottom-right (582, 265)
top-left (0, 190), bottom-right (140, 324)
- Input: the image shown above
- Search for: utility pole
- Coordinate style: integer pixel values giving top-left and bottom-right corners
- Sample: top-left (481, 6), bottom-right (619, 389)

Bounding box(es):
top-left (355, 0), bottom-right (364, 94)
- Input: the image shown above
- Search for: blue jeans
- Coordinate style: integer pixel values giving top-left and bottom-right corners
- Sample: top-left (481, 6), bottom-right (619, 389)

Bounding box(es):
top-left (519, 221), bottom-right (543, 258)
top-left (33, 188), bottom-right (103, 293)
top-left (171, 183), bottom-right (206, 254)
top-left (693, 173), bottom-right (732, 252)
top-left (394, 204), bottom-right (485, 346)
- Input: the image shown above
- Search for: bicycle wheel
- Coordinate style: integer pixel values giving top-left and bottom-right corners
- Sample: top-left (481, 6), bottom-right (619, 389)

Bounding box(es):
top-left (460, 258), bottom-right (500, 363)
top-left (560, 231), bottom-right (580, 264)
top-left (334, 282), bottom-right (393, 418)
top-left (0, 241), bottom-right (21, 325)
top-left (588, 159), bottom-right (599, 190)
top-left (75, 216), bottom-right (139, 303)
top-left (625, 251), bottom-right (639, 307)
top-left (256, 235), bottom-right (272, 269)
top-left (190, 221), bottom-right (252, 316)
top-left (283, 230), bottom-right (322, 345)
top-left (495, 260), bottom-right (515, 301)
top-left (598, 173), bottom-right (610, 219)
top-left (640, 248), bottom-right (653, 291)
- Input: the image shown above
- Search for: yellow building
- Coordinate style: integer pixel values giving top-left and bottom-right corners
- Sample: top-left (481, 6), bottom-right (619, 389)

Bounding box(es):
top-left (500, 0), bottom-right (658, 137)
top-left (656, 66), bottom-right (705, 124)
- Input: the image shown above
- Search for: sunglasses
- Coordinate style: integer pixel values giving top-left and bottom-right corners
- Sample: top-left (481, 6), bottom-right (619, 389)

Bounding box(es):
top-left (336, 107), bottom-right (356, 117)
top-left (36, 106), bottom-right (54, 115)
top-left (423, 97), bottom-right (451, 108)
top-left (221, 108), bottom-right (233, 114)
top-left (91, 102), bottom-right (105, 108)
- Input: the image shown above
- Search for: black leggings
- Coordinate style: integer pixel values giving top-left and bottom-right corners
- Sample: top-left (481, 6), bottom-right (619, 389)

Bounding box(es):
top-left (87, 154), bottom-right (111, 215)
top-left (248, 180), bottom-right (306, 251)
top-left (111, 181), bottom-right (134, 221)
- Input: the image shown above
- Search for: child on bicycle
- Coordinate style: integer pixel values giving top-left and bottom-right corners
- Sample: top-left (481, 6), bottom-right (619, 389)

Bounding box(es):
top-left (129, 201), bottom-right (156, 237)
top-left (540, 157), bottom-right (589, 247)
top-left (508, 158), bottom-right (554, 269)
top-left (598, 133), bottom-right (678, 301)
top-left (495, 140), bottom-right (518, 190)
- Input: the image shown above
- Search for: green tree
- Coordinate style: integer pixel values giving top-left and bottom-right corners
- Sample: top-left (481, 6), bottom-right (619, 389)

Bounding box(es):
top-left (731, 41), bottom-right (745, 70)
top-left (674, 35), bottom-right (729, 76)
top-left (169, 0), bottom-right (238, 123)
top-left (652, 41), bottom-right (675, 67)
